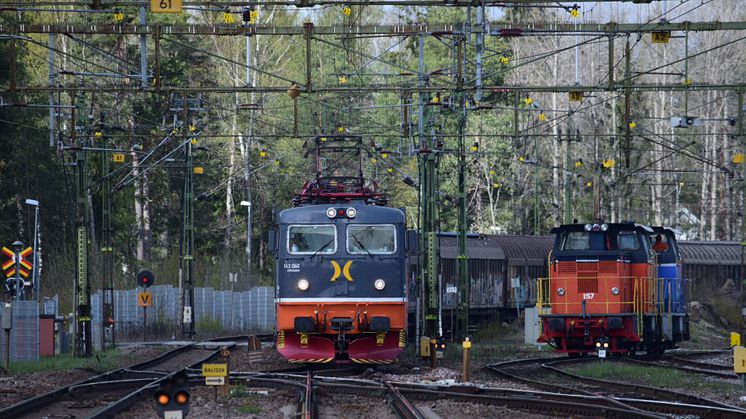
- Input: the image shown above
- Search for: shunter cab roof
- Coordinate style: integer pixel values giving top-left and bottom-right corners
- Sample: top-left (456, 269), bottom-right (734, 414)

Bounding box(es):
top-left (550, 222), bottom-right (653, 262)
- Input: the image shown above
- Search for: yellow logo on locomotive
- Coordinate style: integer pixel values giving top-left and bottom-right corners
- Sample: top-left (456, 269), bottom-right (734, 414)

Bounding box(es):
top-left (330, 260), bottom-right (354, 282)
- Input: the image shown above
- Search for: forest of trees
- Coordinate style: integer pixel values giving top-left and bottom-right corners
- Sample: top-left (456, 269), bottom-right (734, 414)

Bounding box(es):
top-left (1, 2), bottom-right (744, 314)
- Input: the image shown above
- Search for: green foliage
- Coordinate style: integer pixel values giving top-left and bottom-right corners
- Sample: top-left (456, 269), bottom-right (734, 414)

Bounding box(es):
top-left (229, 384), bottom-right (251, 398)
top-left (197, 315), bottom-right (225, 334)
top-left (8, 4), bottom-right (735, 318)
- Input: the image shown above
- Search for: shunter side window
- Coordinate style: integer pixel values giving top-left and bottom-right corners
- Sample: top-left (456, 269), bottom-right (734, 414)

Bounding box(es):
top-left (561, 232), bottom-right (590, 251)
top-left (347, 225), bottom-right (396, 254)
top-left (617, 231), bottom-right (640, 250)
top-left (287, 225), bottom-right (337, 255)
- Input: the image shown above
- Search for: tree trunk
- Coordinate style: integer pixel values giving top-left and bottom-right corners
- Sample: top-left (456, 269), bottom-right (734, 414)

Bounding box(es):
top-left (699, 133), bottom-right (709, 239)
top-left (130, 117), bottom-right (146, 265)
top-left (653, 90), bottom-right (664, 226)
top-left (142, 165), bottom-right (152, 263)
top-left (222, 94), bottom-right (238, 284)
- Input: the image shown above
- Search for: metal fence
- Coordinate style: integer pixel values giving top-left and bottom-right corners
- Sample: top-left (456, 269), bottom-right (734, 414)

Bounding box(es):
top-left (90, 286), bottom-right (275, 347)
top-left (0, 300), bottom-right (39, 362)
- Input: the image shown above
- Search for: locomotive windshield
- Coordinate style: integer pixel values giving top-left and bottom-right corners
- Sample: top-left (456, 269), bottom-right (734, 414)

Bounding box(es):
top-left (287, 225), bottom-right (337, 254)
top-left (617, 232), bottom-right (640, 250)
top-left (561, 232), bottom-right (590, 250)
top-left (558, 230), bottom-right (641, 251)
top-left (347, 225), bottom-right (396, 254)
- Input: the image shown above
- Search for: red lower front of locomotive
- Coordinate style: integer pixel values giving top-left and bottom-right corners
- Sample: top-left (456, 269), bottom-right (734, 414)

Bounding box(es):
top-left (276, 302), bottom-right (406, 364)
top-left (539, 315), bottom-right (640, 355)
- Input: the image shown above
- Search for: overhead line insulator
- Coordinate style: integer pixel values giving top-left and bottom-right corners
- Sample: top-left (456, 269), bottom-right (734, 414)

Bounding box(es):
top-left (499, 28), bottom-right (523, 37)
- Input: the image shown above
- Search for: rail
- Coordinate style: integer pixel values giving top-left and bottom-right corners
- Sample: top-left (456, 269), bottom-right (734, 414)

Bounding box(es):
top-left (0, 336), bottom-right (248, 418)
top-left (542, 358), bottom-right (746, 415)
top-left (486, 357), bottom-right (746, 418)
top-left (384, 381), bottom-right (424, 419)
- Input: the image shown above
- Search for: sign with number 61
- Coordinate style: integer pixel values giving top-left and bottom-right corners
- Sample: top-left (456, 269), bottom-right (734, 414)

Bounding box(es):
top-left (151, 0), bottom-right (183, 13)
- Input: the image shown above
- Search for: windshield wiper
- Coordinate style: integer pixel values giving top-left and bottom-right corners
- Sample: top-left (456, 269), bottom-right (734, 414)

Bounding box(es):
top-left (351, 233), bottom-right (373, 257)
top-left (311, 237), bottom-right (335, 258)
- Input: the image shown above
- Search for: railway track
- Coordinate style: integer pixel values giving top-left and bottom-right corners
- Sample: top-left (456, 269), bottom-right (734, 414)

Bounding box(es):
top-left (231, 368), bottom-right (670, 418)
top-left (664, 350), bottom-right (735, 372)
top-left (487, 356), bottom-right (746, 418)
top-left (0, 337), bottom-right (245, 419)
top-left (384, 380), bottom-right (425, 419)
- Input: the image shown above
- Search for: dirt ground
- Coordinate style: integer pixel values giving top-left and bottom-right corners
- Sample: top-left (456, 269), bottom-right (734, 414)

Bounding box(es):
top-left (0, 345), bottom-right (169, 408)
top-left (5, 322), bottom-right (743, 419)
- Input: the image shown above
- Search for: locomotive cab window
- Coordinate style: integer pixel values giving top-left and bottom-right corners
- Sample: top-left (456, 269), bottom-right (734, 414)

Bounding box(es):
top-left (617, 231), bottom-right (640, 250)
top-left (560, 232), bottom-right (590, 251)
top-left (651, 234), bottom-right (670, 254)
top-left (347, 225), bottom-right (396, 254)
top-left (287, 225), bottom-right (337, 255)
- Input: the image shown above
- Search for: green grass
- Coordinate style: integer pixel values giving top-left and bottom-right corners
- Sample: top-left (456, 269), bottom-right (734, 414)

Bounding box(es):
top-left (7, 349), bottom-right (127, 375)
top-left (236, 404), bottom-right (262, 414)
top-left (235, 394), bottom-right (263, 414)
top-left (230, 385), bottom-right (251, 398)
top-left (197, 316), bottom-right (225, 335)
top-left (570, 362), bottom-right (744, 395)
top-left (473, 321), bottom-right (522, 343)
top-left (231, 388), bottom-right (264, 414)
top-left (439, 342), bottom-right (546, 362)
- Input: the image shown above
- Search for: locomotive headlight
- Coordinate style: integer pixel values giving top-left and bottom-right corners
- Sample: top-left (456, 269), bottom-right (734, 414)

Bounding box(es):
top-left (374, 279), bottom-right (386, 290)
top-left (326, 207), bottom-right (337, 218)
top-left (346, 207), bottom-right (357, 218)
top-left (611, 287), bottom-right (619, 295)
top-left (603, 342), bottom-right (609, 348)
top-left (557, 288), bottom-right (565, 296)
top-left (601, 223), bottom-right (609, 231)
top-left (297, 279), bottom-right (310, 291)
top-left (595, 341), bottom-right (602, 348)
top-left (584, 224), bottom-right (592, 232)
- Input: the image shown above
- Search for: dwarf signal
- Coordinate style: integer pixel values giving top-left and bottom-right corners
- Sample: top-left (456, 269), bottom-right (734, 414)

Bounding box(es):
top-left (154, 372), bottom-right (190, 418)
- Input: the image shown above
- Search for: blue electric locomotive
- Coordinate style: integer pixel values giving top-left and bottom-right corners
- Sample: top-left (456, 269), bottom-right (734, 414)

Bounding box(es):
top-left (271, 136), bottom-right (408, 363)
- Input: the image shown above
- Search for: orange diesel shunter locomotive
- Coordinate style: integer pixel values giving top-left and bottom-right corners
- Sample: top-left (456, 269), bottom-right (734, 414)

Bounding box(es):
top-left (538, 222), bottom-right (668, 355)
top-left (270, 136), bottom-right (407, 363)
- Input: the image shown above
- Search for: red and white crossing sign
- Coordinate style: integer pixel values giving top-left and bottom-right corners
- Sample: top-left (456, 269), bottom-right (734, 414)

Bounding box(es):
top-left (2, 246), bottom-right (33, 278)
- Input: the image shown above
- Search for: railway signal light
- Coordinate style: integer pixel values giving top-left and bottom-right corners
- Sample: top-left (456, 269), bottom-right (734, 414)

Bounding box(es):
top-left (671, 116), bottom-right (702, 128)
top-left (136, 270), bottom-right (155, 288)
top-left (595, 337), bottom-right (610, 358)
top-left (241, 7), bottom-right (258, 25)
top-left (154, 372), bottom-right (190, 418)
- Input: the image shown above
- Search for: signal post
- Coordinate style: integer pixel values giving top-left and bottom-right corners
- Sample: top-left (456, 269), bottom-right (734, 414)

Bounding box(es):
top-left (137, 271), bottom-right (155, 342)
